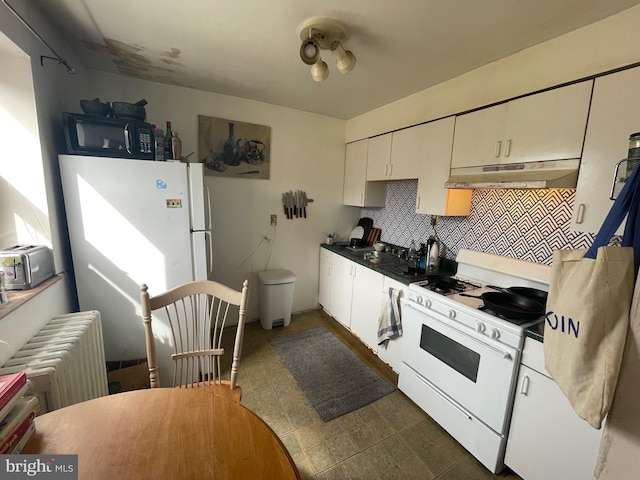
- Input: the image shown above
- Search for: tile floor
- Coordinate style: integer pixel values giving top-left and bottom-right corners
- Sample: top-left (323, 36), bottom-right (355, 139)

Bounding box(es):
top-left (234, 309), bottom-right (523, 480)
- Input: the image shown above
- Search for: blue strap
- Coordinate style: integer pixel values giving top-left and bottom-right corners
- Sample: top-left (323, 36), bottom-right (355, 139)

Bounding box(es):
top-left (585, 161), bottom-right (640, 273)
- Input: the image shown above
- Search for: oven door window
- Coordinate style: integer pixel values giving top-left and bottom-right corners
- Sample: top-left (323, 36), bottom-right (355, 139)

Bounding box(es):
top-left (420, 324), bottom-right (480, 382)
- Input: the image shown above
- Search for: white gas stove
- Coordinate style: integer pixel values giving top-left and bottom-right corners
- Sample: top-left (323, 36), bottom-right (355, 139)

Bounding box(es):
top-left (398, 249), bottom-right (550, 473)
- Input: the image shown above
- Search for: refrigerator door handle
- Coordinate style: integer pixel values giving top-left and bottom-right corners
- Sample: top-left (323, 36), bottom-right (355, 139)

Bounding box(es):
top-left (204, 184), bottom-right (212, 231)
top-left (205, 230), bottom-right (213, 276)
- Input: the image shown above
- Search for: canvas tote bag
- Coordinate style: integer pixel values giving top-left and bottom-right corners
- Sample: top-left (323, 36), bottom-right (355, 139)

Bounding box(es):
top-left (544, 164), bottom-right (640, 429)
top-left (593, 271), bottom-right (640, 479)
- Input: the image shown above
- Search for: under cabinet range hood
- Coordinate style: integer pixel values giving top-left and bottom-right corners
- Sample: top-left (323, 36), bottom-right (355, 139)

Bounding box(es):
top-left (445, 159), bottom-right (580, 189)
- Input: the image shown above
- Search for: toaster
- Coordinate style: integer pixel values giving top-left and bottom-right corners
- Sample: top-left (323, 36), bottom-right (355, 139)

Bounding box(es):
top-left (0, 245), bottom-right (54, 290)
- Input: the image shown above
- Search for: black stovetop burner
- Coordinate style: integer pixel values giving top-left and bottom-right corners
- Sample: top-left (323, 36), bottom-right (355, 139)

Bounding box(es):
top-left (415, 276), bottom-right (481, 296)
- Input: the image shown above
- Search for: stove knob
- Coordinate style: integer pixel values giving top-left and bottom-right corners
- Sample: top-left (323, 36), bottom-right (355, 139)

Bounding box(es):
top-left (424, 299), bottom-right (432, 308)
top-left (476, 322), bottom-right (486, 333)
top-left (490, 328), bottom-right (501, 340)
top-left (448, 310), bottom-right (456, 319)
top-left (415, 296), bottom-right (423, 306)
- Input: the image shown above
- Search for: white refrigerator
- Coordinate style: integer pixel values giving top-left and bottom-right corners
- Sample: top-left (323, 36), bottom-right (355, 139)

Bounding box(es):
top-left (59, 154), bottom-right (212, 386)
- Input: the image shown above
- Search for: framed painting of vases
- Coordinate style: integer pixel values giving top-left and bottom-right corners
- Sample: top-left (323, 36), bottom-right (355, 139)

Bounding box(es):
top-left (198, 115), bottom-right (271, 179)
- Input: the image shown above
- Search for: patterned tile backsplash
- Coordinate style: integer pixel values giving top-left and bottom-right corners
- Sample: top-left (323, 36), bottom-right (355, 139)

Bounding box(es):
top-left (361, 180), bottom-right (597, 265)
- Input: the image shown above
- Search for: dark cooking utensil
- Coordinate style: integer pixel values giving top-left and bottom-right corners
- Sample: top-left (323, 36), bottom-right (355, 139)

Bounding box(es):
top-left (110, 99), bottom-right (148, 120)
top-left (487, 285), bottom-right (548, 304)
top-left (425, 274), bottom-right (457, 289)
top-left (459, 292), bottom-right (544, 321)
top-left (80, 98), bottom-right (110, 116)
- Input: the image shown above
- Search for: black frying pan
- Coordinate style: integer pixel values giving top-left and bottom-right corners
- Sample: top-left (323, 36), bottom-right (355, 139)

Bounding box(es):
top-left (487, 285), bottom-right (548, 304)
top-left (459, 292), bottom-right (545, 321)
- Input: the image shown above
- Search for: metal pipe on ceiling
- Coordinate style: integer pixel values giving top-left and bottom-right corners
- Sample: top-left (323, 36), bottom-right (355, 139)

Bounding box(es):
top-left (2, 0), bottom-right (75, 74)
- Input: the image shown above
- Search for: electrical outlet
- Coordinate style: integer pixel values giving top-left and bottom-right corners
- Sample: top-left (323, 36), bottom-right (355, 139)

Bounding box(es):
top-left (270, 214), bottom-right (277, 226)
top-left (431, 215), bottom-right (438, 226)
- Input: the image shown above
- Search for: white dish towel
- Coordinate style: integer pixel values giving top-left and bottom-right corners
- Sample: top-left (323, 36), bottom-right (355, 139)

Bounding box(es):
top-left (378, 287), bottom-right (402, 346)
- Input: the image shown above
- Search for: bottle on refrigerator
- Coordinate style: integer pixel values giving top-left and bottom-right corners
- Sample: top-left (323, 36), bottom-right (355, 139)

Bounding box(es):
top-left (164, 121), bottom-right (173, 159)
top-left (171, 131), bottom-right (182, 161)
top-left (154, 128), bottom-right (165, 161)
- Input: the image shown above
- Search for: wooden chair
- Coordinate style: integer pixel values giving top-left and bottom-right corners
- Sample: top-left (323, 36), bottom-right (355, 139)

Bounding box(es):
top-left (140, 279), bottom-right (249, 403)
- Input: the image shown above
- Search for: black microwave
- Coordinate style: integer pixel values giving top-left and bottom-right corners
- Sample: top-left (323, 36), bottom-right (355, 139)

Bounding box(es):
top-left (62, 112), bottom-right (155, 160)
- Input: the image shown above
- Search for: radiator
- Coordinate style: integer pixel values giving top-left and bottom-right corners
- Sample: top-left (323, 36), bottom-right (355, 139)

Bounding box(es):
top-left (0, 311), bottom-right (109, 413)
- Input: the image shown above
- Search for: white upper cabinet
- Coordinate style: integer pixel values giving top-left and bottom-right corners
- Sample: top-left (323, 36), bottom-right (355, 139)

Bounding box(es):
top-left (573, 67), bottom-right (640, 233)
top-left (366, 130), bottom-right (424, 181)
top-left (451, 104), bottom-right (508, 168)
top-left (451, 81), bottom-right (593, 168)
top-left (343, 139), bottom-right (386, 207)
top-left (389, 126), bottom-right (429, 179)
top-left (366, 133), bottom-right (393, 181)
top-left (502, 81), bottom-right (592, 164)
top-left (414, 117), bottom-right (472, 216)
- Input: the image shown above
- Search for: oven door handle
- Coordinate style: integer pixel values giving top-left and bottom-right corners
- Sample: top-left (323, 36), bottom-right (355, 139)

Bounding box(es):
top-left (484, 343), bottom-right (512, 360)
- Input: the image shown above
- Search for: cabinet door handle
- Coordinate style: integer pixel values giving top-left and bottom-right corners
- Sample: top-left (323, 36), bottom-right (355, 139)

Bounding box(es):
top-left (495, 141), bottom-right (502, 158)
top-left (416, 196), bottom-right (421, 209)
top-left (505, 139), bottom-right (512, 157)
top-left (520, 375), bottom-right (530, 395)
top-left (576, 203), bottom-right (585, 224)
top-left (384, 164), bottom-right (389, 176)
top-left (360, 193), bottom-right (364, 204)
top-left (388, 164), bottom-right (393, 177)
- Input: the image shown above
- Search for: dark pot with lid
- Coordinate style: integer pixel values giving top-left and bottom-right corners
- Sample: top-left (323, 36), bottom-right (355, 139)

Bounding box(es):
top-left (80, 98), bottom-right (110, 117)
top-left (110, 99), bottom-right (148, 120)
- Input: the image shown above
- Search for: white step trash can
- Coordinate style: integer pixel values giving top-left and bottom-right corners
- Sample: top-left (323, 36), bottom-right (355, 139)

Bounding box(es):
top-left (257, 269), bottom-right (296, 330)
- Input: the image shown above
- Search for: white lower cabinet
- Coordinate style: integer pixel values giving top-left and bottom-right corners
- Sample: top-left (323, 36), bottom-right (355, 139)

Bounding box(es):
top-left (505, 338), bottom-right (602, 480)
top-left (350, 265), bottom-right (384, 354)
top-left (376, 277), bottom-right (407, 373)
top-left (318, 249), bottom-right (332, 314)
top-left (318, 248), bottom-right (405, 361)
top-left (329, 253), bottom-right (355, 328)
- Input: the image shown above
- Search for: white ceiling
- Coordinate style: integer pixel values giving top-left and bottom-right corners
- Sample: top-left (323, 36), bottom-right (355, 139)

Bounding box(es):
top-left (34, 0), bottom-right (640, 119)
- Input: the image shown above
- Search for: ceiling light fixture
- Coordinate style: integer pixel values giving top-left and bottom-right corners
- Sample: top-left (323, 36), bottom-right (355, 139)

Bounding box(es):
top-left (298, 17), bottom-right (356, 82)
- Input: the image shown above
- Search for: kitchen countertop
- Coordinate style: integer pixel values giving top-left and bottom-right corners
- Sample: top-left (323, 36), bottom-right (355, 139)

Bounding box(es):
top-left (323, 242), bottom-right (548, 346)
top-left (321, 243), bottom-right (456, 286)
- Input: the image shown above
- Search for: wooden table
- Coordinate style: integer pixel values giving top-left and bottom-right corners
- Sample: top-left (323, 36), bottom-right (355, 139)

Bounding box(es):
top-left (23, 388), bottom-right (300, 480)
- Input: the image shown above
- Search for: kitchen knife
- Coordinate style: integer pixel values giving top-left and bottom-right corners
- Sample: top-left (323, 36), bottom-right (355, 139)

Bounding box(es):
top-left (282, 193), bottom-right (289, 219)
top-left (302, 191), bottom-right (307, 218)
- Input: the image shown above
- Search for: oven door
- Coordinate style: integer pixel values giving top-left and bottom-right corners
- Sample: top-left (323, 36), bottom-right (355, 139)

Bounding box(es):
top-left (401, 301), bottom-right (518, 434)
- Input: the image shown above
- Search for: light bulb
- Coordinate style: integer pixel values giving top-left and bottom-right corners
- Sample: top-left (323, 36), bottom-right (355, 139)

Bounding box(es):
top-left (330, 41), bottom-right (356, 74)
top-left (310, 59), bottom-right (329, 82)
top-left (300, 38), bottom-right (320, 65)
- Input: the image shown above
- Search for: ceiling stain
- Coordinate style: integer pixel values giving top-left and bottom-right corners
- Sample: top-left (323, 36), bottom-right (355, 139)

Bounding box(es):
top-left (98, 38), bottom-right (186, 82)
top-left (105, 38), bottom-right (151, 72)
top-left (160, 58), bottom-right (185, 67)
top-left (81, 40), bottom-right (109, 54)
top-left (163, 48), bottom-right (181, 59)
